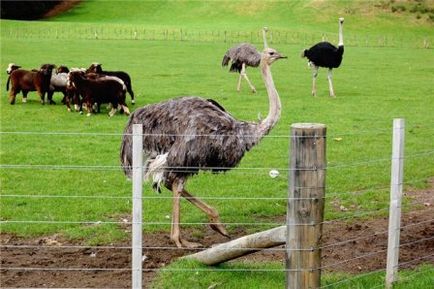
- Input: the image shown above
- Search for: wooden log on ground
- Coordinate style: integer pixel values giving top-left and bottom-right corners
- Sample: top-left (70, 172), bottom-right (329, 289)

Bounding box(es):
top-left (184, 225), bottom-right (286, 265)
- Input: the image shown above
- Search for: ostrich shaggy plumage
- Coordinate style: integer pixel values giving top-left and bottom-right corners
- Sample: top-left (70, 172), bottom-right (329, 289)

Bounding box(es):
top-left (222, 28), bottom-right (269, 93)
top-left (302, 17), bottom-right (345, 97)
top-left (120, 47), bottom-right (286, 248)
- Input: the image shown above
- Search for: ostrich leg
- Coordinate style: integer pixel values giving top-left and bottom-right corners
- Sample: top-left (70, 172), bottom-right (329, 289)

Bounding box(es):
top-left (237, 71), bottom-right (243, 92)
top-left (327, 68), bottom-right (335, 97)
top-left (311, 65), bottom-right (319, 97)
top-left (241, 63), bottom-right (257, 93)
top-left (180, 189), bottom-right (229, 238)
top-left (170, 179), bottom-right (229, 248)
top-left (171, 180), bottom-right (202, 248)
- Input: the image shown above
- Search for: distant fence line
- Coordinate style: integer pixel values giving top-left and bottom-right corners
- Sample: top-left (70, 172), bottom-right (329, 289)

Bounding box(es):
top-left (1, 25), bottom-right (432, 49)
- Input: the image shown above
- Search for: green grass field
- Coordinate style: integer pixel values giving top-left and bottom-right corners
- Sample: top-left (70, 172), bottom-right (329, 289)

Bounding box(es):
top-left (1, 0), bottom-right (433, 288)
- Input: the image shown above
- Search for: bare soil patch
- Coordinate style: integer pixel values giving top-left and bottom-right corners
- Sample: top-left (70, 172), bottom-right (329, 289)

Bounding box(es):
top-left (1, 183), bottom-right (432, 288)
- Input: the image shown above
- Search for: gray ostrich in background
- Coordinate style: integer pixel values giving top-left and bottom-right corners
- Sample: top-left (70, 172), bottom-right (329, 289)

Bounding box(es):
top-left (302, 17), bottom-right (344, 97)
top-left (222, 27), bottom-right (269, 93)
top-left (120, 44), bottom-right (286, 248)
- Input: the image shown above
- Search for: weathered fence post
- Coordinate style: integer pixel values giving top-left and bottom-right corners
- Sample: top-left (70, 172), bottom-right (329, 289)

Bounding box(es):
top-left (385, 118), bottom-right (405, 289)
top-left (286, 123), bottom-right (327, 289)
top-left (132, 124), bottom-right (143, 289)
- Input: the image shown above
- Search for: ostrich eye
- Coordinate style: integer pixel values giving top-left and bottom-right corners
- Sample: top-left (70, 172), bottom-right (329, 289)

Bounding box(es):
top-left (269, 52), bottom-right (275, 55)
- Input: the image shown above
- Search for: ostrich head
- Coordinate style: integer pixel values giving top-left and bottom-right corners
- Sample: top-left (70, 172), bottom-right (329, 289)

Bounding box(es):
top-left (260, 48), bottom-right (286, 66)
top-left (338, 17), bottom-right (344, 46)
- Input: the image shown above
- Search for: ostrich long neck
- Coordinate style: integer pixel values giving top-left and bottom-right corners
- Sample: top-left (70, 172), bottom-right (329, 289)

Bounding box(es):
top-left (255, 61), bottom-right (281, 140)
top-left (338, 21), bottom-right (344, 46)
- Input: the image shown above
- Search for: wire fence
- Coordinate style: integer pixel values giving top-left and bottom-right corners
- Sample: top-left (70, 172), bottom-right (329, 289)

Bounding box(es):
top-left (1, 22), bottom-right (433, 49)
top-left (0, 122), bottom-right (433, 288)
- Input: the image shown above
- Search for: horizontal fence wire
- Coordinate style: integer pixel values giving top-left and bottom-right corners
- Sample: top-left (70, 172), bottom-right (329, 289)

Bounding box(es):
top-left (0, 266), bottom-right (328, 273)
top-left (2, 211), bottom-right (431, 229)
top-left (1, 175), bottom-right (428, 201)
top-left (1, 24), bottom-right (432, 49)
top-left (0, 149), bottom-right (432, 173)
top-left (0, 173), bottom-right (430, 200)
top-left (2, 125), bottom-right (434, 137)
top-left (398, 254), bottom-right (434, 268)
top-left (2, 234), bottom-right (431, 252)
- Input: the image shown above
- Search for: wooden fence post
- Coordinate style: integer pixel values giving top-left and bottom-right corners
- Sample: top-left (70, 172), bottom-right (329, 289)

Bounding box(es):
top-left (286, 123), bottom-right (327, 289)
top-left (132, 124), bottom-right (143, 289)
top-left (385, 118), bottom-right (405, 289)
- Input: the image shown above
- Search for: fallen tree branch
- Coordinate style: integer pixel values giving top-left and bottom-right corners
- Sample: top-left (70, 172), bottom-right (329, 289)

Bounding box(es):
top-left (183, 226), bottom-right (286, 265)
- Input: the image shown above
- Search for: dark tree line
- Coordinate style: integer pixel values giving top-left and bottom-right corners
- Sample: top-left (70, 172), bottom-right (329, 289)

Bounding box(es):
top-left (1, 1), bottom-right (62, 20)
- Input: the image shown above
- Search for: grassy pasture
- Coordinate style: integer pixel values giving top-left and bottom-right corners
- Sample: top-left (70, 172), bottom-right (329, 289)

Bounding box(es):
top-left (152, 261), bottom-right (434, 289)
top-left (1, 0), bottom-right (433, 287)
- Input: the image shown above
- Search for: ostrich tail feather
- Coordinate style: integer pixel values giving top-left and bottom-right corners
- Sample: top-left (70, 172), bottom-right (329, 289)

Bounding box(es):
top-left (145, 153), bottom-right (168, 194)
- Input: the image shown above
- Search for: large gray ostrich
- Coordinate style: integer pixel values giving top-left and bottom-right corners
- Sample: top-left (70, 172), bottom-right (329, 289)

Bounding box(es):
top-left (302, 17), bottom-right (344, 97)
top-left (222, 28), bottom-right (269, 93)
top-left (120, 47), bottom-right (286, 248)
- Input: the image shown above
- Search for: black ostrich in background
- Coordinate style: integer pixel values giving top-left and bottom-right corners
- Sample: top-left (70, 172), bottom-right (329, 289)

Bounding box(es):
top-left (120, 44), bottom-right (286, 248)
top-left (222, 27), bottom-right (269, 93)
top-left (302, 17), bottom-right (344, 97)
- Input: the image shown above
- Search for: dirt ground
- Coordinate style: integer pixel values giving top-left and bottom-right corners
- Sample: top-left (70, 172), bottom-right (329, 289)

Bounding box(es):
top-left (1, 184), bottom-right (432, 288)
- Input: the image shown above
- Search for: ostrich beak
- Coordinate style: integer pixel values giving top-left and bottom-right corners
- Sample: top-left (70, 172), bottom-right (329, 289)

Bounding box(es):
top-left (275, 53), bottom-right (287, 60)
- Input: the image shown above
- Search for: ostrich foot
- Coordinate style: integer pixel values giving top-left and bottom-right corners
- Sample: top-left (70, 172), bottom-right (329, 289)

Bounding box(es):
top-left (251, 87), bottom-right (257, 93)
top-left (173, 237), bottom-right (202, 248)
top-left (209, 217), bottom-right (230, 238)
top-left (181, 239), bottom-right (203, 248)
top-left (312, 91), bottom-right (317, 97)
